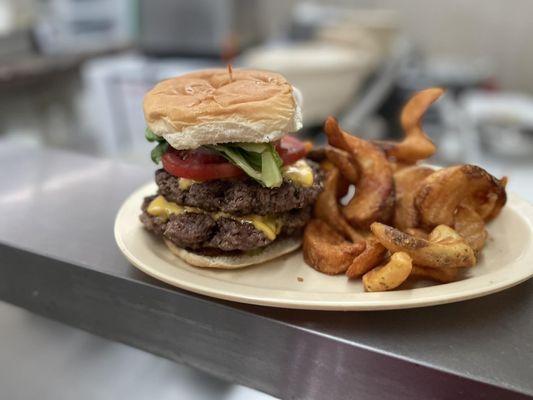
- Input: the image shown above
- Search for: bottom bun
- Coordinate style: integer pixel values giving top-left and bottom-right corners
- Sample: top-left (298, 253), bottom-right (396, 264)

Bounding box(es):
top-left (164, 237), bottom-right (301, 269)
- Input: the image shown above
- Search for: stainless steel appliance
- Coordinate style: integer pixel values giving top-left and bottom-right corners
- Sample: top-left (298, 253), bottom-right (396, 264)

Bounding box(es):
top-left (139, 0), bottom-right (263, 57)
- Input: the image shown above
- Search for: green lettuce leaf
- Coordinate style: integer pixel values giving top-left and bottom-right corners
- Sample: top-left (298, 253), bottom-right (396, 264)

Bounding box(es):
top-left (150, 141), bottom-right (168, 164)
top-left (209, 145), bottom-right (263, 181)
top-left (144, 125), bottom-right (284, 184)
top-left (145, 128), bottom-right (160, 142)
top-left (207, 143), bottom-right (283, 188)
top-left (145, 128), bottom-right (167, 164)
top-left (261, 149), bottom-right (283, 188)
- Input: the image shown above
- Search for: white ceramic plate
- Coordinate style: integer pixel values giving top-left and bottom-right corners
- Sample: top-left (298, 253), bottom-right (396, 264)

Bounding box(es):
top-left (115, 183), bottom-right (533, 311)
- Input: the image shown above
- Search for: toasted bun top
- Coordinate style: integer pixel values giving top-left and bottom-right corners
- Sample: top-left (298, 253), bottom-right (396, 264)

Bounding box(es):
top-left (143, 68), bottom-right (302, 150)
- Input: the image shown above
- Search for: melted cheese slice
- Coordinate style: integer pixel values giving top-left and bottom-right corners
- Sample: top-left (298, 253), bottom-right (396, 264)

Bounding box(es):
top-left (147, 195), bottom-right (281, 240)
top-left (176, 160), bottom-right (314, 192)
top-left (282, 159), bottom-right (314, 187)
top-left (178, 178), bottom-right (198, 190)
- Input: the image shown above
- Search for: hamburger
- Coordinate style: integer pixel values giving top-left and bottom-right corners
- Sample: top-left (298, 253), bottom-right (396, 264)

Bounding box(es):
top-left (140, 68), bottom-right (323, 269)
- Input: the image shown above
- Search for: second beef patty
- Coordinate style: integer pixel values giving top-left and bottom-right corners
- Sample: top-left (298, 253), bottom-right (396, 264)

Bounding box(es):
top-left (140, 195), bottom-right (312, 252)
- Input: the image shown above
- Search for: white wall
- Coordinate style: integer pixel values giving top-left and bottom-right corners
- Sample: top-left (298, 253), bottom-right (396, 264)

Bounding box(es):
top-left (260, 0), bottom-right (533, 92)
top-left (376, 0), bottom-right (533, 92)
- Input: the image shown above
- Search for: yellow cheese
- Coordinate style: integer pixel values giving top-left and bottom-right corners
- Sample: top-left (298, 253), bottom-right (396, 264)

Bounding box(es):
top-left (282, 159), bottom-right (314, 187)
top-left (178, 178), bottom-right (198, 190)
top-left (147, 195), bottom-right (184, 220)
top-left (146, 196), bottom-right (281, 240)
top-left (242, 215), bottom-right (281, 241)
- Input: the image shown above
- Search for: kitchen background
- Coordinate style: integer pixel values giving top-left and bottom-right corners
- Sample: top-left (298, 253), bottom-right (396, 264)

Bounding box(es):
top-left (1, 1), bottom-right (532, 399)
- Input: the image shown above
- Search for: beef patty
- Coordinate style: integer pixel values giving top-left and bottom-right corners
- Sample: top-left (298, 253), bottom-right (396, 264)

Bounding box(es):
top-left (140, 195), bottom-right (312, 252)
top-left (155, 160), bottom-right (323, 216)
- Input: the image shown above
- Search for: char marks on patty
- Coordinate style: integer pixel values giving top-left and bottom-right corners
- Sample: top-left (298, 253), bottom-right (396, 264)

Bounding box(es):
top-left (155, 160), bottom-right (323, 216)
top-left (140, 195), bottom-right (312, 252)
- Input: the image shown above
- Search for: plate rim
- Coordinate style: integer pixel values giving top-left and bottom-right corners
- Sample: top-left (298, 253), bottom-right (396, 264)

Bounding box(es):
top-left (114, 182), bottom-right (533, 311)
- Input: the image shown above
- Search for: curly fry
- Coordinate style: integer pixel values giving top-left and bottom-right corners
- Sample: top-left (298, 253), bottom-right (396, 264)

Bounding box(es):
top-left (314, 167), bottom-right (365, 242)
top-left (376, 88), bottom-right (443, 163)
top-left (415, 164), bottom-right (507, 227)
top-left (371, 223), bottom-right (476, 268)
top-left (410, 266), bottom-right (459, 283)
top-left (404, 228), bottom-right (429, 240)
top-left (303, 219), bottom-right (366, 275)
top-left (393, 165), bottom-right (435, 230)
top-left (325, 146), bottom-right (359, 183)
top-left (454, 205), bottom-right (487, 251)
top-left (324, 117), bottom-right (394, 228)
top-left (363, 252), bottom-right (413, 292)
top-left (346, 236), bottom-right (387, 279)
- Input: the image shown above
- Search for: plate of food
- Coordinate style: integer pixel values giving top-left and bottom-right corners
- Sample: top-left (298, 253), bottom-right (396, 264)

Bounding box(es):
top-left (115, 68), bottom-right (533, 310)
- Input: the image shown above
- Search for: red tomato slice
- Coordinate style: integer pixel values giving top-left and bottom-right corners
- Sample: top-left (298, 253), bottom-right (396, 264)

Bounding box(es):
top-left (176, 147), bottom-right (226, 164)
top-left (276, 135), bottom-right (307, 165)
top-left (162, 136), bottom-right (308, 181)
top-left (162, 150), bottom-right (245, 180)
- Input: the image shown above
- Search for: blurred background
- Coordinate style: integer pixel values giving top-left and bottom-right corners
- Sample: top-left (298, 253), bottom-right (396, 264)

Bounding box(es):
top-left (1, 0), bottom-right (533, 398)
top-left (3, 0), bottom-right (533, 174)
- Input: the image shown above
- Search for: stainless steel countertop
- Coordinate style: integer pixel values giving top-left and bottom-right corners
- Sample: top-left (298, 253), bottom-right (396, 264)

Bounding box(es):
top-left (0, 302), bottom-right (274, 400)
top-left (1, 142), bottom-right (532, 399)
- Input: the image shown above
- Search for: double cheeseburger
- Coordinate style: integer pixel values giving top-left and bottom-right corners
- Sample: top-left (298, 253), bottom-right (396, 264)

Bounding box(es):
top-left (140, 68), bottom-right (323, 268)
